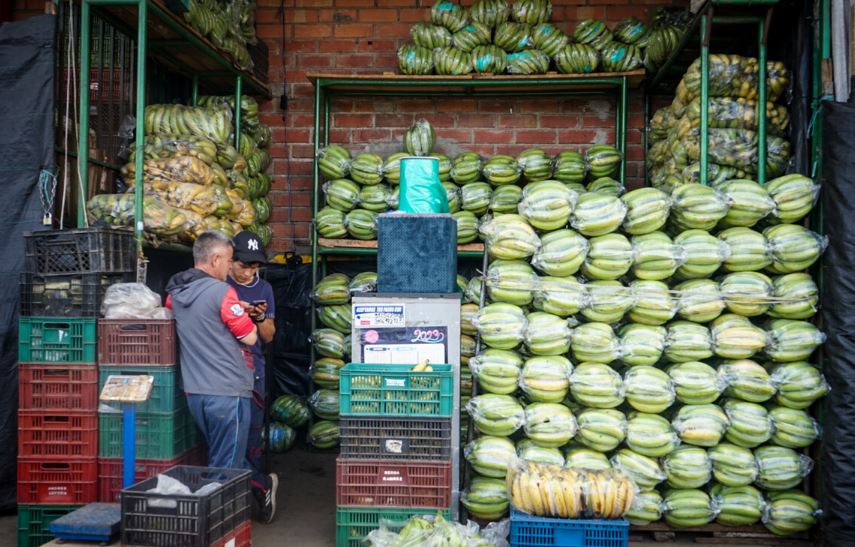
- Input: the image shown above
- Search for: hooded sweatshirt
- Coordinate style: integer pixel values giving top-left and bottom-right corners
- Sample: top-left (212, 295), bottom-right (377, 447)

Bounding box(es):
top-left (166, 268), bottom-right (255, 397)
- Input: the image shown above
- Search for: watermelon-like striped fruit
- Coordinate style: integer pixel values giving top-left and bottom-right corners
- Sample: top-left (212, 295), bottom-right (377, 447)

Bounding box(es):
top-left (270, 394), bottom-right (310, 428)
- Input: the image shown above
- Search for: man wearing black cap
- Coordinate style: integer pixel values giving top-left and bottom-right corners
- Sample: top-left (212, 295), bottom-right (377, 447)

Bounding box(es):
top-left (228, 230), bottom-right (278, 523)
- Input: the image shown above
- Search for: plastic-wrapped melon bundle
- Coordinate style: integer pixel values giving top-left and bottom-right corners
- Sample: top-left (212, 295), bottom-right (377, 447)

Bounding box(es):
top-left (582, 281), bottom-right (634, 324)
top-left (523, 313), bottom-right (573, 356)
top-left (519, 355), bottom-right (571, 403)
top-left (518, 180), bottom-right (577, 231)
top-left (531, 229), bottom-right (588, 277)
top-left (675, 279), bottom-right (725, 323)
top-left (474, 303), bottom-right (528, 350)
top-left (485, 259), bottom-right (537, 306)
top-left (469, 348), bottom-right (523, 395)
top-left (528, 276), bottom-right (582, 319)
top-left (575, 408), bottom-right (626, 452)
top-left (398, 43), bottom-right (435, 75)
top-left (629, 280), bottom-right (677, 326)
top-left (620, 324), bottom-right (667, 367)
top-left (624, 366), bottom-right (674, 413)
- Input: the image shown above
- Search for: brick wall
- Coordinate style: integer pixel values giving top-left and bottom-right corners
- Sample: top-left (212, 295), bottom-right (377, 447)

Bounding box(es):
top-left (257, 0), bottom-right (670, 254)
top-left (10, 0), bottom-right (672, 254)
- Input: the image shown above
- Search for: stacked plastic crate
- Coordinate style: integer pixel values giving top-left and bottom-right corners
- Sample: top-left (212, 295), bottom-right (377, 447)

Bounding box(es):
top-left (335, 363), bottom-right (455, 546)
top-left (17, 228), bottom-right (134, 547)
top-left (96, 310), bottom-right (202, 502)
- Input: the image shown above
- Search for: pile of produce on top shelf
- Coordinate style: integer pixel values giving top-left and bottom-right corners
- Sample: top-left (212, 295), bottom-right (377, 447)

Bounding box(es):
top-left (87, 97), bottom-right (273, 247)
top-left (649, 54), bottom-right (793, 189)
top-left (456, 171), bottom-right (825, 536)
top-left (183, 0), bottom-right (257, 70)
top-left (398, 0), bottom-right (689, 75)
top-left (316, 118), bottom-right (624, 244)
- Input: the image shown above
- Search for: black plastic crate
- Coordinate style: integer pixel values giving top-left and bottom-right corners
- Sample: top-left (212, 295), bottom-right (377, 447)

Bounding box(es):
top-left (24, 228), bottom-right (134, 276)
top-left (20, 272), bottom-right (133, 317)
top-left (339, 416), bottom-right (452, 460)
top-left (121, 465), bottom-right (250, 547)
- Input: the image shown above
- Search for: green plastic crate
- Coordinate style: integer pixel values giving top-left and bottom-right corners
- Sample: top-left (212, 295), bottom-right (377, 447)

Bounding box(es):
top-left (98, 365), bottom-right (185, 414)
top-left (339, 363), bottom-right (453, 418)
top-left (17, 504), bottom-right (82, 547)
top-left (335, 507), bottom-right (451, 547)
top-left (98, 408), bottom-right (198, 459)
top-left (19, 317), bottom-right (96, 364)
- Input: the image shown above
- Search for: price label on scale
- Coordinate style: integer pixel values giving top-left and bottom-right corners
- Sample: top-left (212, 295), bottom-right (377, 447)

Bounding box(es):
top-left (99, 375), bottom-right (154, 403)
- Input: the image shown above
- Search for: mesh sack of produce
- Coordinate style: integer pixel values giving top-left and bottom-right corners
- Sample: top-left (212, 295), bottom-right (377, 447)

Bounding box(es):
top-left (153, 182), bottom-right (232, 216)
top-left (678, 55), bottom-right (790, 103)
top-left (683, 97), bottom-right (790, 135)
top-left (131, 135), bottom-right (219, 165)
top-left (123, 156), bottom-right (216, 188)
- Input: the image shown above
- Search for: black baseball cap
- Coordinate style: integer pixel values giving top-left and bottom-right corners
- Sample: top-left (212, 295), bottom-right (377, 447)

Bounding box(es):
top-left (233, 230), bottom-right (267, 264)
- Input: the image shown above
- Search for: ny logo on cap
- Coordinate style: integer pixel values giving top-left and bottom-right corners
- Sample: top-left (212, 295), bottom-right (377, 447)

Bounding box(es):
top-left (247, 238), bottom-right (259, 251)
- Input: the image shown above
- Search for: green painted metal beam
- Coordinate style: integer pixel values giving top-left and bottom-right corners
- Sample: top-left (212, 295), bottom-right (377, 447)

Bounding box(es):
top-left (133, 0), bottom-right (148, 251)
top-left (700, 12), bottom-right (711, 185)
top-left (78, 1), bottom-right (92, 228)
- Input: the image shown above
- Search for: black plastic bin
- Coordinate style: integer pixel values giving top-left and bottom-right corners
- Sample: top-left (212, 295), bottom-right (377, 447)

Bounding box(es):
top-left (120, 465), bottom-right (250, 547)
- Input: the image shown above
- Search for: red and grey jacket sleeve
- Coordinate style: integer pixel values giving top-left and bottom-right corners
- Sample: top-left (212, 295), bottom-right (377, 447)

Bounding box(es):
top-left (220, 286), bottom-right (255, 340)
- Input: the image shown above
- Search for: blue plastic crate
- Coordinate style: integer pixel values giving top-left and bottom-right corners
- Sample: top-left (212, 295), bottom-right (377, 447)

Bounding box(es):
top-left (510, 510), bottom-right (629, 547)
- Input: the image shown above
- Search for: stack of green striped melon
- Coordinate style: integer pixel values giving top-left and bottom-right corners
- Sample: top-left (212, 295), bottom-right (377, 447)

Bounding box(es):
top-left (461, 171), bottom-right (826, 536)
top-left (315, 120), bottom-right (625, 245)
top-left (398, 1), bottom-right (689, 75)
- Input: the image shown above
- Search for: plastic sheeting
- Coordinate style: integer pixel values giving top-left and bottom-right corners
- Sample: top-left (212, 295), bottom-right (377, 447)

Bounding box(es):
top-left (0, 14), bottom-right (56, 510)
top-left (820, 100), bottom-right (855, 545)
top-left (267, 263), bottom-right (314, 399)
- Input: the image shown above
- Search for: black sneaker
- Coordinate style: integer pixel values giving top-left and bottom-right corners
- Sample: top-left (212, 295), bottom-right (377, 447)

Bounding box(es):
top-left (259, 473), bottom-right (278, 524)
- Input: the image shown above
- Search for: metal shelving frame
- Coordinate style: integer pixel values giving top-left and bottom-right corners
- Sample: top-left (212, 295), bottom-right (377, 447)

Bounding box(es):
top-left (307, 70), bottom-right (643, 516)
top-left (77, 0), bottom-right (271, 253)
top-left (644, 0), bottom-right (779, 186)
top-left (639, 0), bottom-right (829, 540)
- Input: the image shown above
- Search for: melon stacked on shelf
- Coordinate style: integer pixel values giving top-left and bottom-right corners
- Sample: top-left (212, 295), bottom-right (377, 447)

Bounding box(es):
top-left (462, 169), bottom-right (825, 536)
top-left (648, 55), bottom-right (793, 190)
top-left (87, 96), bottom-right (272, 247)
top-left (397, 0), bottom-right (688, 75)
top-left (316, 118), bottom-right (625, 245)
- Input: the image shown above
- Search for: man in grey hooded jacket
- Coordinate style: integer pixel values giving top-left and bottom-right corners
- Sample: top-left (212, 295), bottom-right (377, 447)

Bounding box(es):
top-left (166, 231), bottom-right (258, 472)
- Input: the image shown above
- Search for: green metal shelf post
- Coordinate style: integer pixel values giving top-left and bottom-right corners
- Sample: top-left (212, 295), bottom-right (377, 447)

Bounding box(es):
top-left (700, 12), bottom-right (711, 186)
top-left (78, 0), bottom-right (270, 251)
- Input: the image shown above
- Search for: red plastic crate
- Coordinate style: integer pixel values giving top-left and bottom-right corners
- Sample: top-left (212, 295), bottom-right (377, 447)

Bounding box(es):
top-left (209, 520), bottom-right (251, 547)
top-left (18, 362), bottom-right (98, 411)
top-left (335, 458), bottom-right (452, 508)
top-left (98, 319), bottom-right (176, 366)
top-left (18, 411), bottom-right (98, 459)
top-left (97, 448), bottom-right (204, 503)
top-left (17, 458), bottom-right (98, 504)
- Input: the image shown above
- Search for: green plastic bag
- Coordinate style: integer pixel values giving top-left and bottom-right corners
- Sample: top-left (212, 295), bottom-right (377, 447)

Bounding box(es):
top-left (399, 157), bottom-right (450, 213)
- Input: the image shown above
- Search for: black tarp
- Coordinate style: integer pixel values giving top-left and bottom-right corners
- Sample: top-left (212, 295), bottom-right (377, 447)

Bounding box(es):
top-left (0, 15), bottom-right (56, 511)
top-left (820, 100), bottom-right (855, 545)
top-left (267, 263), bottom-right (313, 399)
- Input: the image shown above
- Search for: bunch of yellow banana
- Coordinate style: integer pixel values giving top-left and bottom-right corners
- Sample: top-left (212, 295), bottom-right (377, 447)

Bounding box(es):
top-left (411, 360), bottom-right (434, 372)
top-left (507, 461), bottom-right (636, 519)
